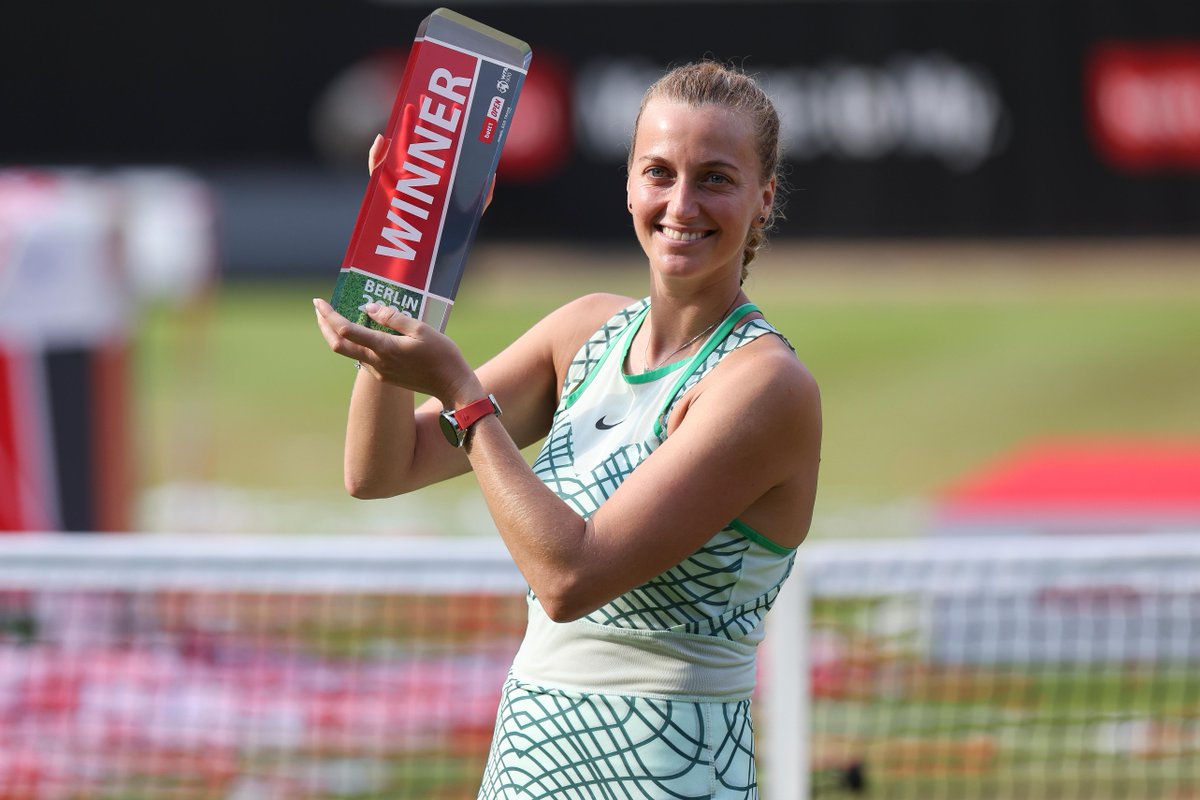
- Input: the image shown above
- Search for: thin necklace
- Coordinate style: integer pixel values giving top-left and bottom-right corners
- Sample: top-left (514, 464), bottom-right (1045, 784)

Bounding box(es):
top-left (642, 295), bottom-right (740, 373)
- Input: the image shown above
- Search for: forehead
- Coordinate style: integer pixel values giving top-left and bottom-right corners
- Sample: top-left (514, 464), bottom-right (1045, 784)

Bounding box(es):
top-left (632, 99), bottom-right (760, 169)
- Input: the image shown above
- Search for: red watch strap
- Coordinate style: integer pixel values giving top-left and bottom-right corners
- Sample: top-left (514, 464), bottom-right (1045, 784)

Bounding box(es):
top-left (453, 395), bottom-right (498, 430)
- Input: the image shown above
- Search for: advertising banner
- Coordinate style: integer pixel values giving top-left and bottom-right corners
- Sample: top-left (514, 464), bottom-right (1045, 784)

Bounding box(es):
top-left (3, 1), bottom-right (1198, 268)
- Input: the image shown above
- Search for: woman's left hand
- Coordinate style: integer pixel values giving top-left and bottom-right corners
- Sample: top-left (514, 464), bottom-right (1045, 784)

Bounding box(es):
top-left (313, 298), bottom-right (481, 406)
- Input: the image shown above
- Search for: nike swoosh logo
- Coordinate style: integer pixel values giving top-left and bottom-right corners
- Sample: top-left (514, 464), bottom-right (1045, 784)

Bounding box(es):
top-left (595, 416), bottom-right (624, 430)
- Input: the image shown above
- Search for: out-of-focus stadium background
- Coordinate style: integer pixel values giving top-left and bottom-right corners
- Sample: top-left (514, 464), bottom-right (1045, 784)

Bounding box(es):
top-left (3, 0), bottom-right (1198, 537)
top-left (1, 2), bottom-right (1199, 798)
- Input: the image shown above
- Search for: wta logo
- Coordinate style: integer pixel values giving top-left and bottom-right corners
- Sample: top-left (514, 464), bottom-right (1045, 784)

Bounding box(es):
top-left (1087, 42), bottom-right (1200, 173)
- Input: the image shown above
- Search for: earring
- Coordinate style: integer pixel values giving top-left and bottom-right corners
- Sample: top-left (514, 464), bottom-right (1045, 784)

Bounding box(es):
top-left (757, 215), bottom-right (766, 224)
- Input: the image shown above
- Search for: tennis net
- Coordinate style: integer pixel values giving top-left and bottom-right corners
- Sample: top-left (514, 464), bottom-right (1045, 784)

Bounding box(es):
top-left (0, 535), bottom-right (525, 799)
top-left (0, 533), bottom-right (1196, 798)
top-left (769, 533), bottom-right (1200, 799)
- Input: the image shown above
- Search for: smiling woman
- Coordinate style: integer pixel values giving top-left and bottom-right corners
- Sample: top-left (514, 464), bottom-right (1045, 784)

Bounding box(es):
top-left (627, 101), bottom-right (769, 318)
top-left (314, 59), bottom-right (821, 799)
top-left (627, 61), bottom-right (785, 289)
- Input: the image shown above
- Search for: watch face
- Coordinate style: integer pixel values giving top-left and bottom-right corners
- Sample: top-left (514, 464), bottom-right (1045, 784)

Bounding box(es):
top-left (439, 411), bottom-right (465, 447)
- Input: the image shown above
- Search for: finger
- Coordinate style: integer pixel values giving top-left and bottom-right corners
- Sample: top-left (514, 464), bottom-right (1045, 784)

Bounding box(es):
top-left (363, 302), bottom-right (425, 336)
top-left (314, 310), bottom-right (372, 362)
top-left (313, 297), bottom-right (339, 320)
top-left (333, 312), bottom-right (401, 355)
top-left (313, 299), bottom-right (389, 361)
top-left (313, 298), bottom-right (352, 341)
top-left (368, 134), bottom-right (390, 175)
top-left (484, 175), bottom-right (496, 212)
top-left (313, 298), bottom-right (341, 338)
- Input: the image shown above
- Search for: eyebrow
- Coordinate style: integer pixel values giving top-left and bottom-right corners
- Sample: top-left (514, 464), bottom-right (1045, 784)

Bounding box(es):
top-left (636, 155), bottom-right (743, 172)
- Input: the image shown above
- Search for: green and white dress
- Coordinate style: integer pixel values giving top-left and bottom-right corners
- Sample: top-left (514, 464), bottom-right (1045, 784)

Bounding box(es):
top-left (477, 298), bottom-right (799, 800)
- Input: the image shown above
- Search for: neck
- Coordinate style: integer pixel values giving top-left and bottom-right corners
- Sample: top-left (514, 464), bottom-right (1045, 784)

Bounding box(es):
top-left (641, 290), bottom-right (743, 372)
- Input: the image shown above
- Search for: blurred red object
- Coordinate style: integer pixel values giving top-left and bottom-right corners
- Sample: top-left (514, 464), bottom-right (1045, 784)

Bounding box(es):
top-left (936, 438), bottom-right (1200, 535)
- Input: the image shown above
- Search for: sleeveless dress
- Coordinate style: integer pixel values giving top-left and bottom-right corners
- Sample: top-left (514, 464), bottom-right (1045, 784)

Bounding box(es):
top-left (477, 298), bottom-right (799, 800)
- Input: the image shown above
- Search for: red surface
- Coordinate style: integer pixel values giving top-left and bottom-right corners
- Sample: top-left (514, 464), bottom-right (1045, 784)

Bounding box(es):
top-left (0, 350), bottom-right (23, 530)
top-left (0, 350), bottom-right (49, 532)
top-left (939, 439), bottom-right (1200, 515)
top-left (342, 38), bottom-right (476, 287)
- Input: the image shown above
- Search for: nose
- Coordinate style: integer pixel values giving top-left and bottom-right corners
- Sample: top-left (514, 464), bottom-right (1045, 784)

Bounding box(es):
top-left (665, 180), bottom-right (699, 221)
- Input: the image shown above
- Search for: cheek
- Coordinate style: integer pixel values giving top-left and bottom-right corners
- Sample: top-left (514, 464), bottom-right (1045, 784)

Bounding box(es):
top-left (628, 187), bottom-right (657, 215)
top-left (639, 182), bottom-right (676, 204)
top-left (633, 210), bottom-right (657, 238)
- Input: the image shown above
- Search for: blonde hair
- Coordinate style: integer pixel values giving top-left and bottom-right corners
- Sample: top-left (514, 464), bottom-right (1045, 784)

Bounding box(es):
top-left (628, 60), bottom-right (785, 280)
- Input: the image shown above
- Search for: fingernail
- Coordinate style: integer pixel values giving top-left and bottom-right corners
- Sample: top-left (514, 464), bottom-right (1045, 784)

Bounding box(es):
top-left (362, 302), bottom-right (380, 314)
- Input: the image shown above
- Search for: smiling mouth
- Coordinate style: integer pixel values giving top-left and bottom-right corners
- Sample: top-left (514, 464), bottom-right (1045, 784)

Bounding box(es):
top-left (658, 226), bottom-right (710, 242)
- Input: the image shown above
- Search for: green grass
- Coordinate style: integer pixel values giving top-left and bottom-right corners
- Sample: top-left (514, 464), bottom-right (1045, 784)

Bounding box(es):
top-left (132, 241), bottom-right (1200, 537)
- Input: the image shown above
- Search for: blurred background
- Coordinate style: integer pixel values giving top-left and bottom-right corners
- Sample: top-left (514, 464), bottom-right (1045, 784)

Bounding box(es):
top-left (2, 2), bottom-right (1199, 798)
top-left (2, 0), bottom-right (1198, 538)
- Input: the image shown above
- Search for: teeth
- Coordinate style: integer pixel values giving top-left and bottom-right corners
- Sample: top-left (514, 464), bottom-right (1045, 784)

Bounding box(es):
top-left (661, 227), bottom-right (705, 242)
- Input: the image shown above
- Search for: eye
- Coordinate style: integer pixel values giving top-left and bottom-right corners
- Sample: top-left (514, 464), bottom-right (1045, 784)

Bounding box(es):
top-left (704, 172), bottom-right (731, 185)
top-left (645, 165), bottom-right (670, 179)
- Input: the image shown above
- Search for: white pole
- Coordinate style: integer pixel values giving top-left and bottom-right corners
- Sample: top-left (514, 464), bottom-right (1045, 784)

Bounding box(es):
top-left (764, 564), bottom-right (809, 800)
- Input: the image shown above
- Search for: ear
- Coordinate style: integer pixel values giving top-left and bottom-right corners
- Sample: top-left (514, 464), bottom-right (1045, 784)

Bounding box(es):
top-left (626, 176), bottom-right (634, 213)
top-left (759, 177), bottom-right (777, 223)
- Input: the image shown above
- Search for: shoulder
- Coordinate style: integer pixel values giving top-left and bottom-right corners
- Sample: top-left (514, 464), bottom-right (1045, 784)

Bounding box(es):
top-left (524, 292), bottom-right (639, 386)
top-left (535, 292), bottom-right (639, 347)
top-left (556, 292), bottom-right (643, 321)
top-left (553, 292), bottom-right (641, 323)
top-left (685, 330), bottom-right (821, 449)
top-left (665, 331), bottom-right (820, 522)
top-left (722, 335), bottom-right (820, 417)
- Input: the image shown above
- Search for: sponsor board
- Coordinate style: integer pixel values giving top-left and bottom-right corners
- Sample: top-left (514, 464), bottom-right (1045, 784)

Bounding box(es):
top-left (1087, 42), bottom-right (1200, 173)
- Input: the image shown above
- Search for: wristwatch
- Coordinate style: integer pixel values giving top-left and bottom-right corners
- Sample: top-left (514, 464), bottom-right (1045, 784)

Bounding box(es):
top-left (439, 394), bottom-right (502, 447)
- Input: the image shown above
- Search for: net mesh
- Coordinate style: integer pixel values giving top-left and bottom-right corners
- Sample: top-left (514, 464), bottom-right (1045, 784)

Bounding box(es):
top-left (0, 534), bottom-right (1197, 798)
top-left (798, 535), bottom-right (1200, 800)
top-left (0, 536), bottom-right (526, 800)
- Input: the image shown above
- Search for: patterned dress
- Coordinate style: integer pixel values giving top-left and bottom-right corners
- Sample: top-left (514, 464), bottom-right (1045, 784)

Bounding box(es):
top-left (477, 298), bottom-right (799, 800)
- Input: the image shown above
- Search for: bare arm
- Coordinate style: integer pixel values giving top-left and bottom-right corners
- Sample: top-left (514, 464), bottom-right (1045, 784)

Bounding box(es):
top-left (313, 292), bottom-right (633, 497)
top-left (463, 336), bottom-right (821, 622)
top-left (317, 292), bottom-right (820, 623)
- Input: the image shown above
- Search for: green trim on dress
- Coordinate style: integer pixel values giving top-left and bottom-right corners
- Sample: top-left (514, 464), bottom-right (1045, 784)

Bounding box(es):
top-left (652, 303), bottom-right (759, 438)
top-left (728, 518), bottom-right (795, 555)
top-left (563, 304), bottom-right (649, 410)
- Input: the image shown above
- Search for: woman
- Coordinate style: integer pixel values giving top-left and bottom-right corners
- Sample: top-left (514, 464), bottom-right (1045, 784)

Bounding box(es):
top-left (314, 60), bottom-right (821, 799)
